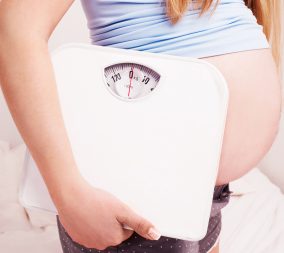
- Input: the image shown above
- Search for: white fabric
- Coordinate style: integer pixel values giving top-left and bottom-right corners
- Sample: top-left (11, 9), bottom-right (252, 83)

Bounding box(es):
top-left (0, 140), bottom-right (62, 253)
top-left (0, 139), bottom-right (284, 253)
top-left (220, 169), bottom-right (284, 253)
top-left (0, 140), bottom-right (31, 232)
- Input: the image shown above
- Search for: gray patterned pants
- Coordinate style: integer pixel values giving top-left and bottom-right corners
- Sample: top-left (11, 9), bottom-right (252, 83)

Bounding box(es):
top-left (57, 184), bottom-right (232, 253)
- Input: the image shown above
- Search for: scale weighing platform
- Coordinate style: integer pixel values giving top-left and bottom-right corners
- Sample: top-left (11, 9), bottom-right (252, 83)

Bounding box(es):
top-left (19, 43), bottom-right (229, 241)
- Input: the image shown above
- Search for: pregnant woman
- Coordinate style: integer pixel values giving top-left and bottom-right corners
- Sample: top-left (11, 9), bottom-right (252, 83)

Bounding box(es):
top-left (0, 0), bottom-right (282, 253)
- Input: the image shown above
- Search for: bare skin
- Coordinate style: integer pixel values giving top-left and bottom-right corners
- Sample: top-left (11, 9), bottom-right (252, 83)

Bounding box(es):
top-left (210, 242), bottom-right (219, 253)
top-left (0, 0), bottom-right (282, 253)
top-left (206, 49), bottom-right (283, 253)
top-left (201, 49), bottom-right (282, 186)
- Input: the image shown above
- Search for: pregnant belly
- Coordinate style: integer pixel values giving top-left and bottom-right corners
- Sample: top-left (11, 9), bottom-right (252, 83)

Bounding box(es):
top-left (200, 49), bottom-right (282, 185)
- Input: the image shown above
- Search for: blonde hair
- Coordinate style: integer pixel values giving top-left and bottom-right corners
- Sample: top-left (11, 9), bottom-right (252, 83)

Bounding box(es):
top-left (165, 0), bottom-right (283, 69)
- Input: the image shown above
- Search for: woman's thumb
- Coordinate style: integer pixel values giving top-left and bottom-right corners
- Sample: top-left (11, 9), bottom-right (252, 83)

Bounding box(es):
top-left (116, 207), bottom-right (161, 241)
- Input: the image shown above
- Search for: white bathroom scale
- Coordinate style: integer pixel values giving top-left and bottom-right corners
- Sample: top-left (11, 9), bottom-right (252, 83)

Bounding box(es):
top-left (19, 42), bottom-right (229, 241)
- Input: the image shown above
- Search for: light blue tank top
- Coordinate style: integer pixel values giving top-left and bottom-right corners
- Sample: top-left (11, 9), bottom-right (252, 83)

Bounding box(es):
top-left (80, 0), bottom-right (269, 58)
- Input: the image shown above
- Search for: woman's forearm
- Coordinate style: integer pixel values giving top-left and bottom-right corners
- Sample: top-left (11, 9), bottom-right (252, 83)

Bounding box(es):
top-left (0, 36), bottom-right (81, 205)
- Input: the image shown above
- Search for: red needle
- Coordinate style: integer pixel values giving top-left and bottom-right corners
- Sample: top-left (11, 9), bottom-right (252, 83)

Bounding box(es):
top-left (128, 65), bottom-right (134, 97)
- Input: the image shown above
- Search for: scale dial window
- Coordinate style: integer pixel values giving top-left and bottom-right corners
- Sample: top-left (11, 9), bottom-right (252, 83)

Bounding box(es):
top-left (104, 62), bottom-right (161, 101)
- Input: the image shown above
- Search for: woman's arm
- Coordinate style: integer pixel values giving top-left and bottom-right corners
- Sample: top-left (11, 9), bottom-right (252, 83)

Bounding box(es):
top-left (0, 1), bottom-right (160, 248)
top-left (0, 0), bottom-right (79, 206)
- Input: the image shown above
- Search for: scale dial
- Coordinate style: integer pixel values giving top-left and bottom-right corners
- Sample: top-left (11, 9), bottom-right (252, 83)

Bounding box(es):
top-left (104, 62), bottom-right (161, 101)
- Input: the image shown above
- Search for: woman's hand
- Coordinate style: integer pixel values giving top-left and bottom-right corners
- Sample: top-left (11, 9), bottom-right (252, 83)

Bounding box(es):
top-left (55, 176), bottom-right (161, 250)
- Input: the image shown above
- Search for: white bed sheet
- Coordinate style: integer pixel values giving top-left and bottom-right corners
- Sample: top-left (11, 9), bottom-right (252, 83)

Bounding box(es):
top-left (220, 169), bottom-right (284, 253)
top-left (1, 140), bottom-right (284, 253)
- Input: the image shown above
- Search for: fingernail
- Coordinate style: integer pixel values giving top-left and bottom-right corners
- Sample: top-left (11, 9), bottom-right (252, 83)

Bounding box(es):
top-left (147, 227), bottom-right (161, 240)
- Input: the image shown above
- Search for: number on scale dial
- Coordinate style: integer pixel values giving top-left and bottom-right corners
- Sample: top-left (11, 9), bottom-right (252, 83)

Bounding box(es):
top-left (104, 62), bottom-right (161, 100)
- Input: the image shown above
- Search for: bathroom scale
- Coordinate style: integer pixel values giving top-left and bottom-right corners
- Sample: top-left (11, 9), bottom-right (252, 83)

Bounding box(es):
top-left (19, 42), bottom-right (229, 241)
